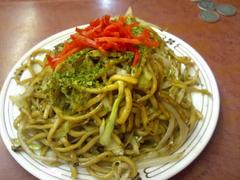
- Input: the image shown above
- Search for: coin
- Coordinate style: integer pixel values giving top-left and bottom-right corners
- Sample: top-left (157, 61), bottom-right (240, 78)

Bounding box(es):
top-left (216, 4), bottom-right (237, 16)
top-left (198, 1), bottom-right (216, 11)
top-left (199, 10), bottom-right (220, 23)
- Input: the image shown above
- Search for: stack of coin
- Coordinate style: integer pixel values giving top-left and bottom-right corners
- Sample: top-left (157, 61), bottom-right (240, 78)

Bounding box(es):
top-left (192, 0), bottom-right (237, 23)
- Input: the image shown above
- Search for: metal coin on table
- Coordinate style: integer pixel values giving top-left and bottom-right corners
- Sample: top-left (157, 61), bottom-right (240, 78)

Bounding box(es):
top-left (216, 4), bottom-right (237, 16)
top-left (198, 0), bottom-right (216, 11)
top-left (199, 10), bottom-right (220, 23)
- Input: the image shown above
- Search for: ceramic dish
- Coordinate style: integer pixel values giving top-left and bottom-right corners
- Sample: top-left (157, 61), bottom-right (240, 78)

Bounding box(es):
top-left (0, 25), bottom-right (220, 180)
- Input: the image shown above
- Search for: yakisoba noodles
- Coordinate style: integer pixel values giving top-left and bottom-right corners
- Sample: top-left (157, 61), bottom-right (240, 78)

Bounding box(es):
top-left (11, 12), bottom-right (209, 180)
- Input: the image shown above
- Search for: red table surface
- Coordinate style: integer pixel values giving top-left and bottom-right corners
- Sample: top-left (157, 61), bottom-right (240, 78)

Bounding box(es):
top-left (0, 0), bottom-right (239, 179)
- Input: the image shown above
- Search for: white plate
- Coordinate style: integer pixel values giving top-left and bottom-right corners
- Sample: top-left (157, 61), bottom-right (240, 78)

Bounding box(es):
top-left (0, 25), bottom-right (220, 180)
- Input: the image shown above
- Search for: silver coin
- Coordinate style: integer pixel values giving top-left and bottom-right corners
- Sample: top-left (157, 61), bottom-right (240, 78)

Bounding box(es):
top-left (199, 10), bottom-right (220, 23)
top-left (216, 4), bottom-right (237, 16)
top-left (198, 1), bottom-right (216, 11)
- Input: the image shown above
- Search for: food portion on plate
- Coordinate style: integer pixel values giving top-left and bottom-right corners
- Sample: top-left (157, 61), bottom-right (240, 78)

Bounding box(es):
top-left (10, 12), bottom-right (210, 179)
